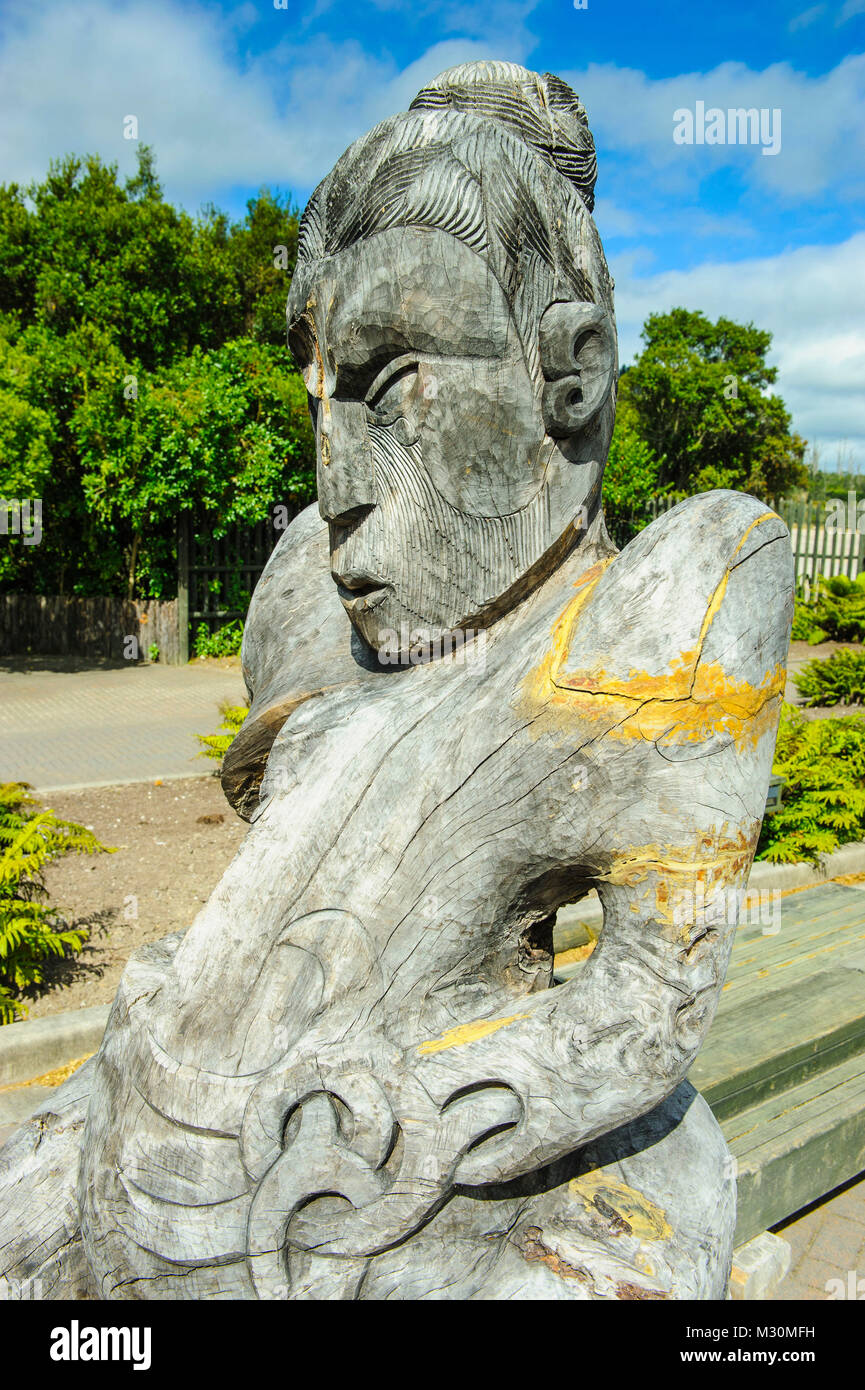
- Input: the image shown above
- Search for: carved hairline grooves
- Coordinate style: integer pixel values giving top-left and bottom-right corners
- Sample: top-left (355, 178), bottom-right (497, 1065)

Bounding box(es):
top-left (292, 61), bottom-right (615, 352)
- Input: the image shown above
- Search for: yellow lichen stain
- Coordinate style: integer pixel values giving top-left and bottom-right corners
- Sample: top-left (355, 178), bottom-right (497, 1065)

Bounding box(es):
top-left (417, 1012), bottom-right (529, 1055)
top-left (599, 825), bottom-right (760, 939)
top-left (569, 1171), bottom-right (672, 1242)
top-left (548, 654), bottom-right (784, 754)
top-left (521, 558), bottom-right (613, 716)
top-left (553, 941), bottom-right (597, 970)
top-left (521, 511), bottom-right (785, 752)
top-left (0, 1054), bottom-right (92, 1093)
top-left (600, 825), bottom-right (758, 892)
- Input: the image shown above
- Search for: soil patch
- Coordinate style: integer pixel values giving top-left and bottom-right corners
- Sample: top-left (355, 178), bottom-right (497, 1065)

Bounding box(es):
top-left (19, 776), bottom-right (247, 1019)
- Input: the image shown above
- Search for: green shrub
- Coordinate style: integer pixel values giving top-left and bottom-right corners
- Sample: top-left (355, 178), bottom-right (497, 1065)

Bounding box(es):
top-left (790, 599), bottom-right (826, 643)
top-left (0, 783), bottom-right (112, 1022)
top-left (196, 702), bottom-right (248, 766)
top-left (601, 399), bottom-right (670, 547)
top-left (757, 705), bottom-right (865, 864)
top-left (793, 649), bottom-right (865, 706)
top-left (193, 620), bottom-right (244, 659)
top-left (793, 572), bottom-right (865, 645)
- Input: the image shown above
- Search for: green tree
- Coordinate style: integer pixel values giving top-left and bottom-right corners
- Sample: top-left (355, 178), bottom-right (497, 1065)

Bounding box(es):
top-left (0, 149), bottom-right (240, 368)
top-left (224, 187), bottom-right (300, 343)
top-left (0, 147), bottom-right (311, 600)
top-left (602, 395), bottom-right (666, 544)
top-left (73, 339), bottom-right (314, 597)
top-left (619, 308), bottom-right (808, 500)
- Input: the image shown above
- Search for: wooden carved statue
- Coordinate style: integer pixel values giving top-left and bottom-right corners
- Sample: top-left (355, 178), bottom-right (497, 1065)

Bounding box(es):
top-left (0, 61), bottom-right (793, 1300)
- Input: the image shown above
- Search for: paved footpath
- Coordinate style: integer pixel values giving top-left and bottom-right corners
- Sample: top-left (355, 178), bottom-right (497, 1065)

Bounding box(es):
top-left (0, 659), bottom-right (246, 791)
top-left (772, 1173), bottom-right (865, 1300)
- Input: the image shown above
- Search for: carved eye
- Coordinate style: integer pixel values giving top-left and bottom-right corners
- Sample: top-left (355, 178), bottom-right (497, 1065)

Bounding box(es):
top-left (365, 358), bottom-right (418, 427)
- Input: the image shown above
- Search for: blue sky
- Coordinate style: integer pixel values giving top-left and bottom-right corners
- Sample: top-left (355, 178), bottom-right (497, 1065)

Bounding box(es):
top-left (1, 0), bottom-right (863, 468)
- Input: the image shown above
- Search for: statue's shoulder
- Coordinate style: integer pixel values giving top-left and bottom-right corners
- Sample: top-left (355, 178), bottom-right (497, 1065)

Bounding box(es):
top-left (240, 503), bottom-right (340, 695)
top-left (556, 490), bottom-right (794, 698)
top-left (223, 504), bottom-right (378, 818)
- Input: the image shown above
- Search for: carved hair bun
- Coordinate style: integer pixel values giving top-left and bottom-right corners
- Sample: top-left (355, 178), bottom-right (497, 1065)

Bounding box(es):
top-left (409, 60), bottom-right (598, 212)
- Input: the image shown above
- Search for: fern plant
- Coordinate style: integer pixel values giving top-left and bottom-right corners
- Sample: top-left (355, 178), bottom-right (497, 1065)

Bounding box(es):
top-left (794, 649), bottom-right (865, 706)
top-left (196, 702), bottom-right (248, 765)
top-left (757, 706), bottom-right (865, 864)
top-left (0, 783), bottom-right (111, 1023)
top-left (793, 573), bottom-right (865, 645)
top-left (791, 599), bottom-right (826, 643)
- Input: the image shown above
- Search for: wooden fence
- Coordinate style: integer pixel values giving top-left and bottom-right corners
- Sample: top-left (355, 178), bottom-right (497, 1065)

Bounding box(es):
top-left (178, 505), bottom-right (303, 660)
top-left (769, 496), bottom-right (865, 593)
top-left (0, 509), bottom-right (300, 666)
top-left (3, 494), bottom-right (861, 664)
top-left (619, 494), bottom-right (865, 593)
top-left (0, 595), bottom-right (183, 664)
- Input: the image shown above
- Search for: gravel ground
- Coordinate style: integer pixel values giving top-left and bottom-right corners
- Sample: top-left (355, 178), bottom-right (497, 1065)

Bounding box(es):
top-left (20, 776), bottom-right (248, 1019)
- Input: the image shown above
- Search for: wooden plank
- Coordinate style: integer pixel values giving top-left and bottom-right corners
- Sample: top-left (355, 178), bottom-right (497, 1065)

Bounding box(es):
top-left (176, 514), bottom-right (190, 665)
top-left (794, 496), bottom-right (806, 589)
top-left (691, 966), bottom-right (865, 1116)
top-left (721, 906), bottom-right (865, 996)
top-left (729, 896), bottom-right (865, 963)
top-left (720, 1053), bottom-right (865, 1244)
top-left (731, 882), bottom-right (864, 947)
top-left (721, 933), bottom-right (865, 1006)
top-left (691, 887), bottom-right (865, 1110)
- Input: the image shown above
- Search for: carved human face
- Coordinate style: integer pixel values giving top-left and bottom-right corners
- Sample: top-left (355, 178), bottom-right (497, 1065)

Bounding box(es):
top-left (288, 227), bottom-right (575, 657)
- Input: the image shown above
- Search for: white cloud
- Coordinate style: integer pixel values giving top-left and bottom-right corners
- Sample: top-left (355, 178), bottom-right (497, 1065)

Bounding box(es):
top-left (562, 55), bottom-right (865, 202)
top-left (1, 0), bottom-right (861, 214)
top-left (0, 0), bottom-right (860, 471)
top-left (789, 5), bottom-right (826, 31)
top-left (0, 0), bottom-right (524, 207)
top-left (613, 233), bottom-right (865, 467)
top-left (591, 198), bottom-right (640, 238)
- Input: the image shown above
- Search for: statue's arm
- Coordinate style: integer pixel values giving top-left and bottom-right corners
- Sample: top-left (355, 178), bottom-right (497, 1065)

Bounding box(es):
top-left (416, 843), bottom-right (748, 1187)
top-left (416, 494), bottom-right (794, 1187)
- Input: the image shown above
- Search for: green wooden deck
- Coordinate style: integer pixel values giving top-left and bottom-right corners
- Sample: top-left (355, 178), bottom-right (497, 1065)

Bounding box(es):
top-left (553, 882), bottom-right (865, 1244)
top-left (692, 882), bottom-right (865, 1243)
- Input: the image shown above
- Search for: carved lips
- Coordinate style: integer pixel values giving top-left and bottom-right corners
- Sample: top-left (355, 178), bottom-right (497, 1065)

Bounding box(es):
top-left (331, 569), bottom-right (390, 616)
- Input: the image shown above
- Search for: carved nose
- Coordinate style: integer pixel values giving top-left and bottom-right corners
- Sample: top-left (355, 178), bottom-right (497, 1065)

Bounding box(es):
top-left (316, 397), bottom-right (377, 525)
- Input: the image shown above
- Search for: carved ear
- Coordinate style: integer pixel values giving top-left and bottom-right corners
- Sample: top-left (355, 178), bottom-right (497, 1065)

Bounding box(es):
top-left (538, 302), bottom-right (616, 439)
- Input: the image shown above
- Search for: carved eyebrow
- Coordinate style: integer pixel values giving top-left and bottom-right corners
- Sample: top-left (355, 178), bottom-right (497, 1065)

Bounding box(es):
top-left (287, 306), bottom-right (404, 399)
top-left (365, 354), bottom-right (418, 406)
top-left (287, 314), bottom-right (316, 372)
top-left (331, 344), bottom-right (409, 401)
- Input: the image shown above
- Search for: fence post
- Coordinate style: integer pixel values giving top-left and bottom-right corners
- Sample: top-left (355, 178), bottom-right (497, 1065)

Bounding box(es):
top-left (177, 512), bottom-right (190, 665)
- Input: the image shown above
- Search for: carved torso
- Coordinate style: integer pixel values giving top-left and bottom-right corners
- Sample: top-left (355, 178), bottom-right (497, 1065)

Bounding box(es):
top-left (75, 491), bottom-right (791, 1299)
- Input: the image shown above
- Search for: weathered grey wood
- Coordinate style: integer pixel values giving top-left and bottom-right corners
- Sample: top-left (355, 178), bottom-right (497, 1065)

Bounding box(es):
top-left (0, 1059), bottom-right (95, 1299)
top-left (0, 594), bottom-right (183, 664)
top-left (0, 59), bottom-right (793, 1300)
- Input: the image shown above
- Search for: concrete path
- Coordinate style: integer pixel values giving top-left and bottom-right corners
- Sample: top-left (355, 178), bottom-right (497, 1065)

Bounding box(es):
top-left (0, 659), bottom-right (246, 791)
top-left (772, 1174), bottom-right (865, 1300)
